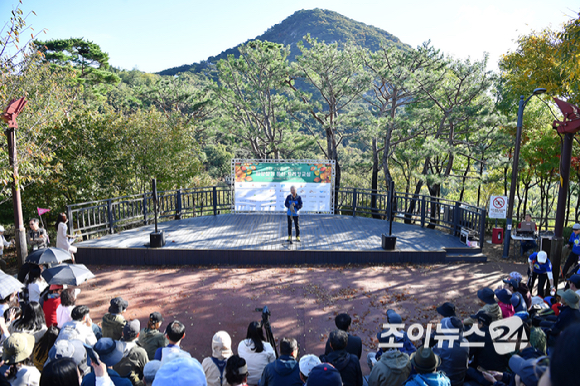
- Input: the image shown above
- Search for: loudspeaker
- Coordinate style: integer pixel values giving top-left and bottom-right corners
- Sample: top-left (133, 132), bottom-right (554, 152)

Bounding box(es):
top-left (150, 231), bottom-right (165, 248)
top-left (382, 234), bottom-right (396, 250)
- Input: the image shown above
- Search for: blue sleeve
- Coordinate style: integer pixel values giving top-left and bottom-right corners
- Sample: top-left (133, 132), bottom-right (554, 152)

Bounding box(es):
top-left (154, 347), bottom-right (162, 361)
top-left (296, 196), bottom-right (303, 210)
top-left (528, 253), bottom-right (536, 263)
top-left (284, 195), bottom-right (290, 209)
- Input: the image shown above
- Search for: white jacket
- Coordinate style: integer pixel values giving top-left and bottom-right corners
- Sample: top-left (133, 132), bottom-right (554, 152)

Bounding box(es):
top-left (237, 339), bottom-right (275, 385)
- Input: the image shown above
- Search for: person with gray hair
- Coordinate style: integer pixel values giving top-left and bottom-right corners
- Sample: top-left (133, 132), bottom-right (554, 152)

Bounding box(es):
top-left (284, 186), bottom-right (302, 244)
top-left (28, 218), bottom-right (48, 251)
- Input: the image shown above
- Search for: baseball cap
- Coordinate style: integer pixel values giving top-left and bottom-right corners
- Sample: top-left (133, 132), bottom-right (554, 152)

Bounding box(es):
top-left (557, 289), bottom-right (580, 310)
top-left (567, 274), bottom-right (580, 287)
top-left (150, 311), bottom-right (164, 324)
top-left (470, 311), bottom-right (492, 326)
top-left (299, 354), bottom-right (321, 377)
top-left (573, 223), bottom-right (580, 230)
top-left (123, 319), bottom-right (140, 341)
top-left (503, 278), bottom-right (519, 289)
top-left (46, 339), bottom-right (89, 375)
top-left (307, 364), bottom-right (342, 386)
top-left (108, 297), bottom-right (129, 313)
top-left (537, 251), bottom-right (547, 264)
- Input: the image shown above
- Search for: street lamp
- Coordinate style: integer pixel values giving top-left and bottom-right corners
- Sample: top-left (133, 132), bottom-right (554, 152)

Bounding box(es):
top-left (502, 88), bottom-right (546, 259)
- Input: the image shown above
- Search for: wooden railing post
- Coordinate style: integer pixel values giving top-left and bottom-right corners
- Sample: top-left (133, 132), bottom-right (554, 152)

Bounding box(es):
top-left (176, 188), bottom-right (182, 220)
top-left (420, 196), bottom-right (426, 227)
top-left (479, 208), bottom-right (487, 245)
top-left (453, 202), bottom-right (461, 236)
top-left (352, 188), bottom-right (357, 217)
top-left (213, 187), bottom-right (218, 216)
top-left (143, 193), bottom-right (148, 225)
top-left (107, 199), bottom-right (114, 234)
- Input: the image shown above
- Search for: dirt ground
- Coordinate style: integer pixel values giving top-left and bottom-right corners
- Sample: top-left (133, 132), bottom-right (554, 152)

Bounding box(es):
top-left (1, 240), bottom-right (538, 373)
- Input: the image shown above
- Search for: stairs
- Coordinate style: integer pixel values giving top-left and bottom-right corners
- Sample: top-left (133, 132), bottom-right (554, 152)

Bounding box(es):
top-left (444, 247), bottom-right (487, 263)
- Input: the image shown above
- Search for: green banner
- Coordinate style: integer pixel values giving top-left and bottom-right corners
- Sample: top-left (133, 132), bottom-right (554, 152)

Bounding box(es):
top-left (234, 161), bottom-right (332, 183)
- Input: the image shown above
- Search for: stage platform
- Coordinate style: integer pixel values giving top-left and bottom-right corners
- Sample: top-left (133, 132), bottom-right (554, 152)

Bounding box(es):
top-left (75, 214), bottom-right (485, 266)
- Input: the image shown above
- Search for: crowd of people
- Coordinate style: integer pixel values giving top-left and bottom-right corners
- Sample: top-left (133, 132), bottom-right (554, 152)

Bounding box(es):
top-left (0, 263), bottom-right (575, 386)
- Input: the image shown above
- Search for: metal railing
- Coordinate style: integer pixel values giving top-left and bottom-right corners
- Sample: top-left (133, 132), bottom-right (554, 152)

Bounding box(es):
top-left (67, 186), bottom-right (486, 247)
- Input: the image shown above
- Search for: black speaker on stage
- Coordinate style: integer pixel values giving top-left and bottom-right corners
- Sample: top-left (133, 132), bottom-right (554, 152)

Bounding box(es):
top-left (150, 231), bottom-right (165, 248)
top-left (382, 234), bottom-right (396, 250)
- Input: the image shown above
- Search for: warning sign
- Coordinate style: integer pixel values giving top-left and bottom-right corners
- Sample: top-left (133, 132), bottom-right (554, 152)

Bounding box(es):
top-left (489, 196), bottom-right (508, 219)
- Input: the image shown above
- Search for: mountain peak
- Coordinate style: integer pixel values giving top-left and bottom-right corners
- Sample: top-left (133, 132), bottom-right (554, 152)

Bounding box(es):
top-left (158, 8), bottom-right (408, 76)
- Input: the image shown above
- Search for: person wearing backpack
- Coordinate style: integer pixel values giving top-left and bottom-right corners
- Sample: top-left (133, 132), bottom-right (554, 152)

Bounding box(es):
top-left (203, 331), bottom-right (234, 386)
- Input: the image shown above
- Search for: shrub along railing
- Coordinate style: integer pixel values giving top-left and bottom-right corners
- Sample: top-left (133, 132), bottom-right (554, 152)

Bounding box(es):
top-left (67, 186), bottom-right (486, 247)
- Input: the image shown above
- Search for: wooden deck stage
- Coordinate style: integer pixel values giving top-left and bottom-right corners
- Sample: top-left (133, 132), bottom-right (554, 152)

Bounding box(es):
top-left (75, 214), bottom-right (484, 266)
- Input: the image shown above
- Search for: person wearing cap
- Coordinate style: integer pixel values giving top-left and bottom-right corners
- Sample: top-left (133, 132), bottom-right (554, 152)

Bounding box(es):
top-left (542, 289), bottom-right (580, 340)
top-left (320, 330), bottom-right (362, 386)
top-left (225, 354), bottom-right (248, 386)
top-left (3, 332), bottom-right (41, 385)
top-left (260, 337), bottom-right (302, 386)
top-left (463, 288), bottom-right (502, 326)
top-left (42, 284), bottom-right (63, 328)
top-left (152, 356), bottom-right (207, 386)
top-left (503, 278), bottom-right (528, 312)
top-left (113, 320), bottom-right (149, 386)
top-left (436, 303), bottom-right (456, 318)
top-left (482, 354), bottom-right (548, 386)
top-left (495, 289), bottom-right (515, 319)
top-left (27, 219), bottom-right (48, 252)
top-left (528, 251), bottom-right (554, 298)
top-left (566, 274), bottom-right (580, 296)
top-left (154, 320), bottom-right (189, 364)
top-left (324, 313), bottom-right (362, 359)
top-left (299, 354), bottom-right (321, 383)
top-left (464, 311), bottom-right (509, 385)
top-left (58, 305), bottom-right (98, 346)
top-left (431, 317), bottom-right (468, 386)
top-left (518, 328), bottom-right (546, 360)
top-left (81, 338), bottom-right (132, 386)
top-left (102, 297), bottom-right (129, 341)
top-left (202, 331), bottom-right (234, 386)
top-left (368, 309), bottom-right (416, 371)
top-left (405, 346), bottom-right (450, 386)
top-left (143, 360), bottom-right (161, 386)
top-left (562, 223), bottom-right (580, 278)
top-left (368, 324), bottom-right (412, 386)
top-left (138, 312), bottom-right (167, 360)
top-left (307, 363), bottom-right (343, 386)
top-left (44, 338), bottom-right (90, 377)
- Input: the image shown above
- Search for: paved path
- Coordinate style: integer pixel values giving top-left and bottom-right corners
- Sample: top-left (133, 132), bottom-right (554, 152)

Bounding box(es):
top-left (77, 214), bottom-right (465, 251)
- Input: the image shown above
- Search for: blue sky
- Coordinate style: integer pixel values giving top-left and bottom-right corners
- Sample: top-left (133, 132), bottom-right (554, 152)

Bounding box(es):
top-left (2, 0), bottom-right (577, 73)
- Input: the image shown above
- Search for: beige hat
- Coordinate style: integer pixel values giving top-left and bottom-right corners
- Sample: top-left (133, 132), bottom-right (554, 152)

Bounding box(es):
top-left (2, 333), bottom-right (35, 364)
top-left (211, 331), bottom-right (233, 360)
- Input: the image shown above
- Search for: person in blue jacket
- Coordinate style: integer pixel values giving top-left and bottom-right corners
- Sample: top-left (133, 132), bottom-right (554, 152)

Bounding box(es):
top-left (284, 186), bottom-right (302, 244)
top-left (528, 251), bottom-right (555, 298)
top-left (562, 223), bottom-right (580, 278)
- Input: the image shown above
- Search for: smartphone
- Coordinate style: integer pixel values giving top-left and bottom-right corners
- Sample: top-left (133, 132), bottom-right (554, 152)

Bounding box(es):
top-left (84, 344), bottom-right (101, 366)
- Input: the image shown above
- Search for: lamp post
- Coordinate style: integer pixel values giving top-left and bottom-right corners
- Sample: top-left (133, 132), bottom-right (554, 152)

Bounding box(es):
top-left (502, 88), bottom-right (546, 259)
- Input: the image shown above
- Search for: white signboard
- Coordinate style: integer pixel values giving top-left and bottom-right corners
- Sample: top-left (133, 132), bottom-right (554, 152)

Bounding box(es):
top-left (233, 160), bottom-right (334, 214)
top-left (488, 195), bottom-right (508, 219)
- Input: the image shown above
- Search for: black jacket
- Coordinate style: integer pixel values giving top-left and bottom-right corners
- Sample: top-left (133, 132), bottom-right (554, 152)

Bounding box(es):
top-left (324, 333), bottom-right (362, 359)
top-left (320, 349), bottom-right (362, 386)
top-left (551, 305), bottom-right (580, 335)
top-left (468, 326), bottom-right (509, 372)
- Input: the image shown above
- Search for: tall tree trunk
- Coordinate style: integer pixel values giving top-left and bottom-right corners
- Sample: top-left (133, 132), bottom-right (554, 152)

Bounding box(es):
top-left (371, 137), bottom-right (380, 219)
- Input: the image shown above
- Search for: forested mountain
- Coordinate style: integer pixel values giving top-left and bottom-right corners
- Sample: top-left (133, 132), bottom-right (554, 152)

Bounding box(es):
top-left (159, 8), bottom-right (409, 76)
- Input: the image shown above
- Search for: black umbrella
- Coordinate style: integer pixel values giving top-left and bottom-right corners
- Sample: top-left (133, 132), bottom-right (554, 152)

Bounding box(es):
top-left (41, 264), bottom-right (95, 286)
top-left (26, 247), bottom-right (72, 265)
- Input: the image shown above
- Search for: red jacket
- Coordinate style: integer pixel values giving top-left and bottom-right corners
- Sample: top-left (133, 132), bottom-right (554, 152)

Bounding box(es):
top-left (43, 297), bottom-right (61, 327)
